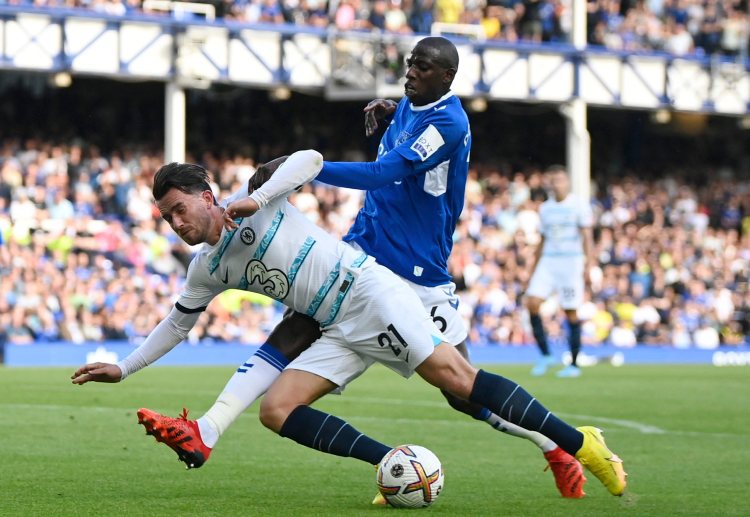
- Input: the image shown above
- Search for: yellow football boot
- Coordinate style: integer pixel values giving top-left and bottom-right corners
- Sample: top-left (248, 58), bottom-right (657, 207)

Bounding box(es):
top-left (371, 492), bottom-right (388, 506)
top-left (574, 426), bottom-right (627, 496)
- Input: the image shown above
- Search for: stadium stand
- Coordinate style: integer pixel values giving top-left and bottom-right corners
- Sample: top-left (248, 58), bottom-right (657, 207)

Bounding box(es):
top-left (3, 0), bottom-right (748, 56)
top-left (1, 136), bottom-right (748, 350)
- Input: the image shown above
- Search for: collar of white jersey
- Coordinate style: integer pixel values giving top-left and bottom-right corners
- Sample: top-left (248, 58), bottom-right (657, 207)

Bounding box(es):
top-left (409, 91), bottom-right (455, 112)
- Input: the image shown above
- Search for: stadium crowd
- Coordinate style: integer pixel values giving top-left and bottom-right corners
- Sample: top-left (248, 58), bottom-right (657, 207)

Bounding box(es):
top-left (4, 0), bottom-right (749, 57)
top-left (1, 138), bottom-right (748, 350)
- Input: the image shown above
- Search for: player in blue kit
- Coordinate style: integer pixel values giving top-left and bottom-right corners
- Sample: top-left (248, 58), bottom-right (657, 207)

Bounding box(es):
top-left (72, 150), bottom-right (626, 499)
top-left (106, 37), bottom-right (583, 498)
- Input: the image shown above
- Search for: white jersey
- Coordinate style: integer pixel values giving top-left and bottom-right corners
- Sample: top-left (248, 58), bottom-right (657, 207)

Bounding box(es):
top-left (178, 190), bottom-right (372, 327)
top-left (539, 194), bottom-right (592, 258)
top-left (116, 150), bottom-right (376, 379)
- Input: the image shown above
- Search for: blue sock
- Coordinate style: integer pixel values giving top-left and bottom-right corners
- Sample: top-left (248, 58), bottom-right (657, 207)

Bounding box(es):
top-left (568, 322), bottom-right (582, 366)
top-left (237, 342), bottom-right (289, 373)
top-left (530, 314), bottom-right (550, 356)
top-left (469, 370), bottom-right (583, 455)
top-left (280, 405), bottom-right (391, 465)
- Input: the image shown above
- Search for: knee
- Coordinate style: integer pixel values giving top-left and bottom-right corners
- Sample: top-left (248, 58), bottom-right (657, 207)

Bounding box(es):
top-left (437, 364), bottom-right (477, 400)
top-left (447, 373), bottom-right (476, 400)
top-left (418, 345), bottom-right (477, 399)
top-left (525, 297), bottom-right (541, 314)
top-left (259, 395), bottom-right (295, 433)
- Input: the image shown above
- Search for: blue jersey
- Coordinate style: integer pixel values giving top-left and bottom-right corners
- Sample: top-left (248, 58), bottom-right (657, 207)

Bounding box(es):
top-left (344, 92), bottom-right (471, 287)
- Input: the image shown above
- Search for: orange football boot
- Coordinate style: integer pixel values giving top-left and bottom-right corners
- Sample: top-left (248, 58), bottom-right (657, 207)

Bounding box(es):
top-left (137, 407), bottom-right (212, 469)
top-left (544, 447), bottom-right (587, 498)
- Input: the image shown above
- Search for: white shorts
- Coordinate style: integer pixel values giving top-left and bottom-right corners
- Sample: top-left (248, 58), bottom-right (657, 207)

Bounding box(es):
top-left (287, 263), bottom-right (447, 387)
top-left (526, 256), bottom-right (584, 310)
top-left (402, 279), bottom-right (468, 346)
top-left (348, 241), bottom-right (468, 346)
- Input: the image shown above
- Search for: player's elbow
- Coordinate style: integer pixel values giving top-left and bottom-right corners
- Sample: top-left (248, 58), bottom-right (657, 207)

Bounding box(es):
top-left (298, 149), bottom-right (323, 171)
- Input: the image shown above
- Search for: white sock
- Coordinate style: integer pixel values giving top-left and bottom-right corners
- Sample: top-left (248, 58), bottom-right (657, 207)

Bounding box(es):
top-left (483, 412), bottom-right (558, 452)
top-left (197, 344), bottom-right (288, 448)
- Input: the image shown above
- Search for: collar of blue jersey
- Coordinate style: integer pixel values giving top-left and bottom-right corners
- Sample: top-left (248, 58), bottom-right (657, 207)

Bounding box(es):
top-left (409, 90), bottom-right (455, 112)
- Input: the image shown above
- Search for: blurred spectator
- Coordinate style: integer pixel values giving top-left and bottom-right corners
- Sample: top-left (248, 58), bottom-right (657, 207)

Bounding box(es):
top-left (0, 136), bottom-right (749, 350)
top-left (10, 0), bottom-right (749, 56)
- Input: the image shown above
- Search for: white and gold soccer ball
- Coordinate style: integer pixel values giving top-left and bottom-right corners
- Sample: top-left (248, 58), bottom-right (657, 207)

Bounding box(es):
top-left (376, 445), bottom-right (444, 508)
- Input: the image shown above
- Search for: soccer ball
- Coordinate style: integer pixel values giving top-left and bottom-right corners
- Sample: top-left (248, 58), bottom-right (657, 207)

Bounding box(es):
top-left (376, 445), bottom-right (444, 508)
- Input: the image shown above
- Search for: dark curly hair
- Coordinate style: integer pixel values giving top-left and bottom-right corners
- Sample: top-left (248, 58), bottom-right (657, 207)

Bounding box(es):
top-left (152, 162), bottom-right (215, 202)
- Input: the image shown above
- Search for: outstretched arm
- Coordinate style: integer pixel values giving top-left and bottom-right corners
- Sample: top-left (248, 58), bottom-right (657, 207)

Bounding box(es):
top-left (71, 307), bottom-right (200, 384)
top-left (316, 151), bottom-right (415, 190)
top-left (319, 108), bottom-right (462, 191)
top-left (248, 150), bottom-right (323, 209)
top-left (227, 150), bottom-right (323, 223)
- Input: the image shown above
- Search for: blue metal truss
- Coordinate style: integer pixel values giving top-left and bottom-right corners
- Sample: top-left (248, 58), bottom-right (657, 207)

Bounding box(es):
top-left (0, 5), bottom-right (747, 115)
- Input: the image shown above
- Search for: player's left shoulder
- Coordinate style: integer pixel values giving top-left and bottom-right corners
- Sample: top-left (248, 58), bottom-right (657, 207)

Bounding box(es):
top-left (422, 112), bottom-right (468, 147)
top-left (431, 97), bottom-right (468, 125)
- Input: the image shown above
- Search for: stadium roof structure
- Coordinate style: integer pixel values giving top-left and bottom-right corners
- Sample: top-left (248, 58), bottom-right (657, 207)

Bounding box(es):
top-left (0, 5), bottom-right (748, 116)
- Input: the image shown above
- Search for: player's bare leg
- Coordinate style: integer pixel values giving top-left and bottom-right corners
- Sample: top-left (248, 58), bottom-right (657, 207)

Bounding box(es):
top-left (439, 342), bottom-right (585, 497)
top-left (416, 344), bottom-right (625, 496)
top-left (138, 311), bottom-right (321, 468)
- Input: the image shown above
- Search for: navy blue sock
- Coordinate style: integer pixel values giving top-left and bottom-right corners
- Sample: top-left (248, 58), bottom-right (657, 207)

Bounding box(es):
top-left (280, 405), bottom-right (391, 465)
top-left (469, 370), bottom-right (583, 455)
top-left (568, 322), bottom-right (582, 366)
top-left (530, 314), bottom-right (550, 356)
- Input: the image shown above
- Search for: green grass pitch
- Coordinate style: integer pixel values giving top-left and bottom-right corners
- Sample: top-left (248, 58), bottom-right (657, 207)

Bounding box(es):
top-left (2, 363), bottom-right (748, 516)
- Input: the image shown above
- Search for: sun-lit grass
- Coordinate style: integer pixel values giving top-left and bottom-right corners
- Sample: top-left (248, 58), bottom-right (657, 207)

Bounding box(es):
top-left (2, 364), bottom-right (748, 516)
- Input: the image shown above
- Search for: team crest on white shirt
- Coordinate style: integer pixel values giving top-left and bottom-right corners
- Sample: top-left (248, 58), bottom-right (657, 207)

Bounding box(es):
top-left (240, 227), bottom-right (256, 245)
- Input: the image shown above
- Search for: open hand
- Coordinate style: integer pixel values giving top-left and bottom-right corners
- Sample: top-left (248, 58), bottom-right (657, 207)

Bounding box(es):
top-left (71, 362), bottom-right (122, 385)
top-left (364, 99), bottom-right (397, 137)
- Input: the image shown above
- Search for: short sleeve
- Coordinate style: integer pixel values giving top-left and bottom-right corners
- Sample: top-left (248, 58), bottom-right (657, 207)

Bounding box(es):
top-left (578, 200), bottom-right (594, 228)
top-left (391, 113), bottom-right (463, 175)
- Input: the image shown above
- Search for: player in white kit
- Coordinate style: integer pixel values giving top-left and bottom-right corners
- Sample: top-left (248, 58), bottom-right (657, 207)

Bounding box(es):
top-left (71, 151), bottom-right (626, 498)
top-left (525, 166), bottom-right (594, 378)
top-left (96, 37), bottom-right (586, 500)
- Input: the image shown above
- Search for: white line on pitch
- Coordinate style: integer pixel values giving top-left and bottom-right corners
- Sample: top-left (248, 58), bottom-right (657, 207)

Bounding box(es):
top-left (3, 401), bottom-right (744, 439)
